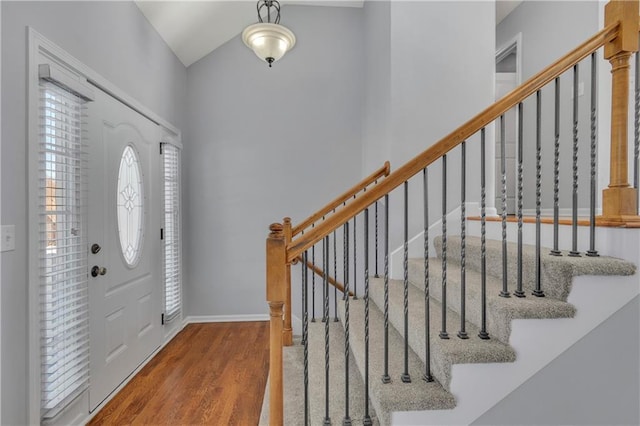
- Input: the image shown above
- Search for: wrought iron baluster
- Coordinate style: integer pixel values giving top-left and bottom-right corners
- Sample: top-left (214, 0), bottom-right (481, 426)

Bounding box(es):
top-left (334, 229), bottom-right (339, 320)
top-left (569, 64), bottom-right (581, 258)
top-left (587, 52), bottom-right (599, 257)
top-left (632, 42), bottom-right (640, 194)
top-left (533, 90), bottom-right (546, 297)
top-left (353, 215), bottom-right (358, 299)
top-left (343, 226), bottom-right (352, 425)
top-left (363, 208), bottom-right (372, 426)
top-left (551, 78), bottom-right (562, 257)
top-left (323, 237), bottom-right (331, 426)
top-left (515, 103), bottom-right (526, 297)
top-left (375, 201), bottom-right (379, 278)
top-left (479, 129), bottom-right (490, 339)
top-left (499, 115), bottom-right (510, 298)
top-left (344, 222), bottom-right (349, 301)
top-left (302, 250), bottom-right (309, 426)
top-left (423, 168), bottom-right (433, 381)
top-left (402, 181), bottom-right (412, 382)
top-left (459, 142), bottom-right (469, 339)
top-left (312, 242), bottom-right (316, 322)
top-left (440, 155), bottom-right (449, 340)
top-left (382, 194), bottom-right (391, 384)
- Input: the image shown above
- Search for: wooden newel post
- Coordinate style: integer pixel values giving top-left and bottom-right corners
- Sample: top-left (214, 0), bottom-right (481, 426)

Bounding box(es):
top-left (602, 0), bottom-right (640, 223)
top-left (266, 223), bottom-right (286, 426)
top-left (282, 217), bottom-right (293, 346)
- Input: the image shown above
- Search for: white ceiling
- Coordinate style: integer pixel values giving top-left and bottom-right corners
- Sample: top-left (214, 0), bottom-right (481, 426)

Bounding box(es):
top-left (136, 0), bottom-right (523, 68)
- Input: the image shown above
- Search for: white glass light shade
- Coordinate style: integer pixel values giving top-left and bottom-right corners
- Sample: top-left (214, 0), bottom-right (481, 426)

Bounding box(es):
top-left (242, 23), bottom-right (296, 65)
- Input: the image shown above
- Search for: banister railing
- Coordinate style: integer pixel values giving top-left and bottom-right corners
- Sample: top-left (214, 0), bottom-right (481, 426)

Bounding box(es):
top-left (296, 255), bottom-right (352, 296)
top-left (291, 161), bottom-right (390, 237)
top-left (266, 2), bottom-right (640, 424)
top-left (287, 22), bottom-right (620, 263)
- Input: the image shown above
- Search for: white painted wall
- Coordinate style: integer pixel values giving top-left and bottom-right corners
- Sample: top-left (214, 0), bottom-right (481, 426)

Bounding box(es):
top-left (1, 2), bottom-right (186, 423)
top-left (184, 5), bottom-right (364, 318)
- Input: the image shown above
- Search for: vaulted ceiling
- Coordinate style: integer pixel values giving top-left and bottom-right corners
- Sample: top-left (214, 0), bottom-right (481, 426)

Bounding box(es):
top-left (135, 0), bottom-right (522, 68)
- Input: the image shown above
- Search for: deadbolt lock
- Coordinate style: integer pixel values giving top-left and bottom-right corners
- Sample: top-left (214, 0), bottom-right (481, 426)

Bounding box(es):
top-left (91, 266), bottom-right (107, 277)
top-left (91, 243), bottom-right (101, 254)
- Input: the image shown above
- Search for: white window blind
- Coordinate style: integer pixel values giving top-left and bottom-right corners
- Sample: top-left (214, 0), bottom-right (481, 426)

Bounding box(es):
top-left (39, 81), bottom-right (90, 419)
top-left (162, 143), bottom-right (181, 322)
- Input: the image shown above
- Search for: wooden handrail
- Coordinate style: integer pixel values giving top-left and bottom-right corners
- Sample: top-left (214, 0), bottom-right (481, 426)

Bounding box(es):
top-left (291, 161), bottom-right (391, 236)
top-left (296, 255), bottom-right (353, 296)
top-left (286, 22), bottom-right (620, 263)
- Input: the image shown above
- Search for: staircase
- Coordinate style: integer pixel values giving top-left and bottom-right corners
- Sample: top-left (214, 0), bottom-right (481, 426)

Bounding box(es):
top-left (263, 2), bottom-right (640, 425)
top-left (261, 231), bottom-right (636, 425)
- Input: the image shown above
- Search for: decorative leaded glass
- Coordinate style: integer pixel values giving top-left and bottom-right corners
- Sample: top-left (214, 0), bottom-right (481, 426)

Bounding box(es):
top-left (117, 145), bottom-right (144, 266)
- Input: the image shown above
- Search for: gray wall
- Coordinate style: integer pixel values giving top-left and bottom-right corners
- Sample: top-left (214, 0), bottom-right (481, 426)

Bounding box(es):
top-left (362, 1), bottom-right (391, 175)
top-left (1, 2), bottom-right (186, 423)
top-left (184, 5), bottom-right (364, 317)
top-left (497, 1), bottom-right (599, 210)
top-left (473, 295), bottom-right (640, 426)
top-left (388, 1), bottom-right (495, 247)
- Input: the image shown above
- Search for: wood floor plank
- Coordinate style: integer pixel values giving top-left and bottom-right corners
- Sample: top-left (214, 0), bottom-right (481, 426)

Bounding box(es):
top-left (88, 322), bottom-right (270, 425)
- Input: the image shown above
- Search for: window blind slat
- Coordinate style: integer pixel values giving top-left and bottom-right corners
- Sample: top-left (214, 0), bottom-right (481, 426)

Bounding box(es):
top-left (39, 81), bottom-right (90, 419)
top-left (162, 144), bottom-right (181, 322)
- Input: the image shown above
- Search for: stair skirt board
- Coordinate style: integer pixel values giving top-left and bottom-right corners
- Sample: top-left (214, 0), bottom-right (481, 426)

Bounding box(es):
top-left (261, 224), bottom-right (638, 425)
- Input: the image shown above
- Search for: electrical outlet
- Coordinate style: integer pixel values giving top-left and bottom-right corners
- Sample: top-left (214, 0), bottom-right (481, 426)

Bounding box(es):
top-left (1, 225), bottom-right (15, 252)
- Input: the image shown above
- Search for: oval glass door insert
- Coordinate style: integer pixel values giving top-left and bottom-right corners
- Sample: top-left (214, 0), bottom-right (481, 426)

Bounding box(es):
top-left (117, 145), bottom-right (144, 266)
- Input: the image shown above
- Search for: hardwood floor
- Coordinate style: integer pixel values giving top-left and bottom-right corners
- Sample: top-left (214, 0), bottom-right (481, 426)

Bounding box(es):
top-left (88, 322), bottom-right (270, 425)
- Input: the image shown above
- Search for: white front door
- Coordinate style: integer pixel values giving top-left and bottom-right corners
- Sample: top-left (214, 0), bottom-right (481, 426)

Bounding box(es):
top-left (87, 90), bottom-right (162, 410)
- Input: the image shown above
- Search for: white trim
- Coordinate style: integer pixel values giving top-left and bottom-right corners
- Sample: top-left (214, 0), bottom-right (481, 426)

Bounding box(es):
top-left (496, 32), bottom-right (522, 86)
top-left (183, 314), bottom-right (270, 325)
top-left (0, 3), bottom-right (3, 420)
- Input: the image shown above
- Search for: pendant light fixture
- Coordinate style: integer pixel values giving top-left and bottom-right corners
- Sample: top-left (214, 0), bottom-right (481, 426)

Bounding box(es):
top-left (242, 0), bottom-right (296, 68)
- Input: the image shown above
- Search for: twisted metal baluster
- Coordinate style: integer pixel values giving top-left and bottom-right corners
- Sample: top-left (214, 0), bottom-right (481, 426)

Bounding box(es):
top-left (479, 129), bottom-right (490, 339)
top-left (632, 44), bottom-right (640, 196)
top-left (344, 222), bottom-right (349, 301)
top-left (515, 103), bottom-right (526, 297)
top-left (440, 155), bottom-right (450, 340)
top-left (551, 78), bottom-right (562, 257)
top-left (402, 181), bottom-right (412, 382)
top-left (302, 250), bottom-right (309, 426)
top-left (587, 53), bottom-right (600, 257)
top-left (343, 227), bottom-right (352, 426)
top-left (382, 194), bottom-right (391, 384)
top-left (423, 168), bottom-right (433, 381)
top-left (334, 228), bottom-right (339, 320)
top-left (323, 237), bottom-right (331, 426)
top-left (499, 115), bottom-right (510, 298)
top-left (533, 91), bottom-right (546, 297)
top-left (569, 64), bottom-right (581, 258)
top-left (375, 201), bottom-right (379, 278)
top-left (459, 142), bottom-right (469, 339)
top-left (363, 208), bottom-right (373, 425)
top-left (353, 215), bottom-right (358, 300)
top-left (312, 241), bottom-right (316, 322)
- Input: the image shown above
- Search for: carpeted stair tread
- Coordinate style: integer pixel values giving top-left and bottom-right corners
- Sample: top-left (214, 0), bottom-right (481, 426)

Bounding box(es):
top-left (408, 258), bottom-right (577, 343)
top-left (369, 277), bottom-right (516, 392)
top-left (338, 298), bottom-right (455, 425)
top-left (259, 343), bottom-right (305, 425)
top-left (436, 235), bottom-right (636, 300)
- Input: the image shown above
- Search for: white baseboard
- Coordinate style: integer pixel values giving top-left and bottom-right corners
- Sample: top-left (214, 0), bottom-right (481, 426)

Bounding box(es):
top-left (183, 314), bottom-right (270, 325)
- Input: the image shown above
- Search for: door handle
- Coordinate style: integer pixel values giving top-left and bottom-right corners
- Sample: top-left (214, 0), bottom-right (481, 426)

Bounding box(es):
top-left (91, 265), bottom-right (107, 277)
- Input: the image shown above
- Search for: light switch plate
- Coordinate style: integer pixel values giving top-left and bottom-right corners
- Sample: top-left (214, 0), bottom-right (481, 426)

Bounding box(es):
top-left (1, 225), bottom-right (16, 252)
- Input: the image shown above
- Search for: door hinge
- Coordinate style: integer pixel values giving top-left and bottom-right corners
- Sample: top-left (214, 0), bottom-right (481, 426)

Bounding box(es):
top-left (160, 228), bottom-right (164, 240)
top-left (161, 313), bottom-right (165, 325)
